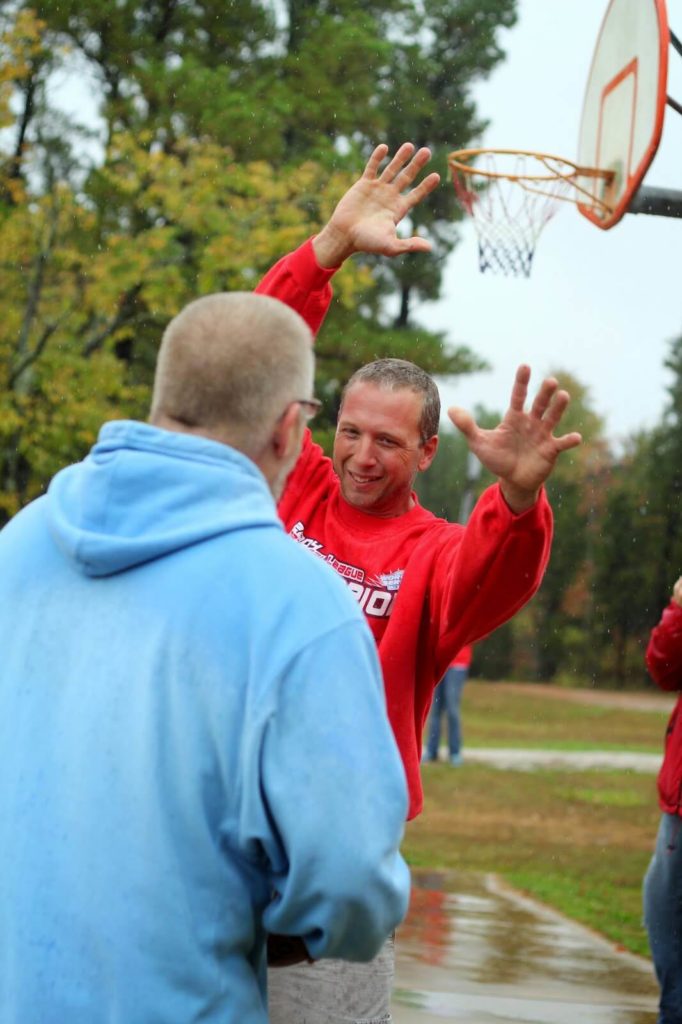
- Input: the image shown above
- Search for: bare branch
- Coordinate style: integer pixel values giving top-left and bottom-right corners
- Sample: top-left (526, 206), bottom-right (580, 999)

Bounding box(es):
top-left (10, 198), bottom-right (60, 394)
top-left (81, 283), bottom-right (144, 357)
top-left (7, 311), bottom-right (71, 390)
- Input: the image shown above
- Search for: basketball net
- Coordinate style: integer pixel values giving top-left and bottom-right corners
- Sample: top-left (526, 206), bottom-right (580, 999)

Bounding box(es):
top-left (449, 149), bottom-right (613, 278)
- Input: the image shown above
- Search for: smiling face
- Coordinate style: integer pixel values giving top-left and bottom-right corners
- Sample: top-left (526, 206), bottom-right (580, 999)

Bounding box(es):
top-left (333, 382), bottom-right (439, 517)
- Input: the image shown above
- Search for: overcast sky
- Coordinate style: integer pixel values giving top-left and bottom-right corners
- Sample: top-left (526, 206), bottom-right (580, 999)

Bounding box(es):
top-left (424, 0), bottom-right (682, 446)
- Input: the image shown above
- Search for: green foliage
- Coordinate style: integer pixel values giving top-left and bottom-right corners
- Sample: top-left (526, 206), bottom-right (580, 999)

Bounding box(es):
top-left (528, 372), bottom-right (607, 682)
top-left (0, 124), bottom-right (375, 516)
top-left (414, 429), bottom-right (472, 521)
top-left (541, 348), bottom-right (682, 689)
top-left (582, 341), bottom-right (682, 687)
top-left (25, 0), bottom-right (518, 317)
top-left (0, 0), bottom-right (517, 517)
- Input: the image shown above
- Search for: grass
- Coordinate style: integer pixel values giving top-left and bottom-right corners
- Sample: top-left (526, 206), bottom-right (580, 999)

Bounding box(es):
top-left (403, 682), bottom-right (670, 958)
top-left (461, 681), bottom-right (668, 752)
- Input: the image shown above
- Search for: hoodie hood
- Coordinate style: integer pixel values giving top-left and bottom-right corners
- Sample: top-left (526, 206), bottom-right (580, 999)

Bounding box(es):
top-left (47, 420), bottom-right (279, 577)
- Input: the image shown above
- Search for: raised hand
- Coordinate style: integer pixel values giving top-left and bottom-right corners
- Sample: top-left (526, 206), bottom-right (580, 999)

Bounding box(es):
top-left (313, 142), bottom-right (441, 268)
top-left (448, 365), bottom-right (582, 513)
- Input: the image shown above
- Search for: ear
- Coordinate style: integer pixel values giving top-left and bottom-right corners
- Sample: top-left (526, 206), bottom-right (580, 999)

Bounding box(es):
top-left (417, 434), bottom-right (439, 473)
top-left (271, 401), bottom-right (304, 463)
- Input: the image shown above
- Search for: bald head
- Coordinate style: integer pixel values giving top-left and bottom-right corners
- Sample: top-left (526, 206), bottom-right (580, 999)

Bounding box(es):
top-left (150, 292), bottom-right (314, 457)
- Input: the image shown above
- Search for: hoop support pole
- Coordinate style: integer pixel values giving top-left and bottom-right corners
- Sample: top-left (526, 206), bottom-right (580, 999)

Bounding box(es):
top-left (667, 94), bottom-right (682, 116)
top-left (629, 185), bottom-right (682, 218)
top-left (670, 28), bottom-right (682, 59)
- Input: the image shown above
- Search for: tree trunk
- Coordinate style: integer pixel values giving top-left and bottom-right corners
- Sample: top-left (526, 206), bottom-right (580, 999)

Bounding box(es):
top-left (394, 283), bottom-right (411, 328)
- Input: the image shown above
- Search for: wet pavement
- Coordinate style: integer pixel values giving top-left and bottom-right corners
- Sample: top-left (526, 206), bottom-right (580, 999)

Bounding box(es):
top-left (395, 692), bottom-right (666, 1022)
top-left (392, 871), bottom-right (658, 1024)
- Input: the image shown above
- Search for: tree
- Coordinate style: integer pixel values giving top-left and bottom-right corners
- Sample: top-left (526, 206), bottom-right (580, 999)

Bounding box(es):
top-left (591, 437), bottom-right (661, 687)
top-left (590, 333), bottom-right (682, 686)
top-left (647, 335), bottom-right (682, 611)
top-left (0, 0), bottom-right (516, 514)
top-left (27, 0), bottom-right (517, 318)
top-left (583, 335), bottom-right (682, 687)
top-left (527, 371), bottom-right (609, 682)
top-left (0, 124), bottom-right (388, 517)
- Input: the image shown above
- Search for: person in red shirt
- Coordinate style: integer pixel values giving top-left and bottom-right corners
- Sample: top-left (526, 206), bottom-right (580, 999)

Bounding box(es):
top-left (258, 143), bottom-right (582, 1024)
top-left (644, 575), bottom-right (682, 1024)
top-left (424, 644), bottom-right (474, 766)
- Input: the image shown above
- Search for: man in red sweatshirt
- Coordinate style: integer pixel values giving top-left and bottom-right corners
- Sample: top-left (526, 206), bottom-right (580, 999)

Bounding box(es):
top-left (257, 143), bottom-right (582, 1024)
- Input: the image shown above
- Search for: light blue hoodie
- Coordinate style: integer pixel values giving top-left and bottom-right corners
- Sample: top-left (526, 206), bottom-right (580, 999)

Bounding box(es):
top-left (0, 421), bottom-right (410, 1024)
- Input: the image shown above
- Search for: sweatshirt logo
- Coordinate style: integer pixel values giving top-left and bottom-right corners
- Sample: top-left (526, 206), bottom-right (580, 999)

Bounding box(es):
top-left (375, 570), bottom-right (404, 593)
top-left (289, 522), bottom-right (403, 619)
top-left (290, 521), bottom-right (324, 554)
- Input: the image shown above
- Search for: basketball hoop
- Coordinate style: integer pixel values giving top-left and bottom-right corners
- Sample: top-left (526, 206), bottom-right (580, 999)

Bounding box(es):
top-left (448, 148), bottom-right (614, 277)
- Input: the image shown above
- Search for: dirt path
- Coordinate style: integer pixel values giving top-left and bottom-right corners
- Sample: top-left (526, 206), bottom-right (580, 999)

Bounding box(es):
top-left (482, 681), bottom-right (675, 714)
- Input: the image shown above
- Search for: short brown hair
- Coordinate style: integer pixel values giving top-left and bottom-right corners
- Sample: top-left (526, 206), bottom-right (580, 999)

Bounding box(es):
top-left (341, 359), bottom-right (440, 442)
top-left (150, 292), bottom-right (313, 456)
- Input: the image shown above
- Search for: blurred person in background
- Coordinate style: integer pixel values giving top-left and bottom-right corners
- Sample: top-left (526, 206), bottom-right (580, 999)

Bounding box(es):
top-left (423, 644), bottom-right (474, 766)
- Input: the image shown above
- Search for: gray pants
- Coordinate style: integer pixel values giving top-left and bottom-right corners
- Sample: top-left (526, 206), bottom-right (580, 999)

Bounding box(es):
top-left (267, 934), bottom-right (395, 1024)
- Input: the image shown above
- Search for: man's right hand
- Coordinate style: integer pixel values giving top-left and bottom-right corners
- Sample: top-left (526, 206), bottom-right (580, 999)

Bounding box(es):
top-left (313, 143), bottom-right (440, 268)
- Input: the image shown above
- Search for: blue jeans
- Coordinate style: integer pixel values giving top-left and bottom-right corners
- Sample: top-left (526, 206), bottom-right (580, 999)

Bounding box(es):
top-left (425, 666), bottom-right (468, 760)
top-left (644, 812), bottom-right (682, 1023)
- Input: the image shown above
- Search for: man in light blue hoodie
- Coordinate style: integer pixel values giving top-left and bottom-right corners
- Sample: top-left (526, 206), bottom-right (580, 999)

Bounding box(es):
top-left (0, 290), bottom-right (410, 1023)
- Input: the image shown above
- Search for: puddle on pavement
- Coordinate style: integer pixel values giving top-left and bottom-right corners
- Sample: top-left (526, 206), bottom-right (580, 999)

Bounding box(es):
top-left (392, 871), bottom-right (658, 1024)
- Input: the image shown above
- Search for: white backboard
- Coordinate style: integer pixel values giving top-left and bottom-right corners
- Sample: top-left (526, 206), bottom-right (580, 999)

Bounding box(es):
top-left (577, 0), bottom-right (669, 228)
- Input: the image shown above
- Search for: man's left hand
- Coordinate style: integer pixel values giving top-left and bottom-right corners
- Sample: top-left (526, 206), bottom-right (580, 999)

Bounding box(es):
top-left (313, 142), bottom-right (441, 267)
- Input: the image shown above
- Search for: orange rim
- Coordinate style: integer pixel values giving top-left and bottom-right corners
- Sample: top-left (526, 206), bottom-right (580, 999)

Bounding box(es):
top-left (448, 147), bottom-right (615, 212)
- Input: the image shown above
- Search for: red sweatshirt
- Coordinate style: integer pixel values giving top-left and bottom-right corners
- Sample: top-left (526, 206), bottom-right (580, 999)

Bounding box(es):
top-left (257, 239), bottom-right (553, 819)
top-left (646, 601), bottom-right (682, 815)
top-left (450, 644), bottom-right (473, 670)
